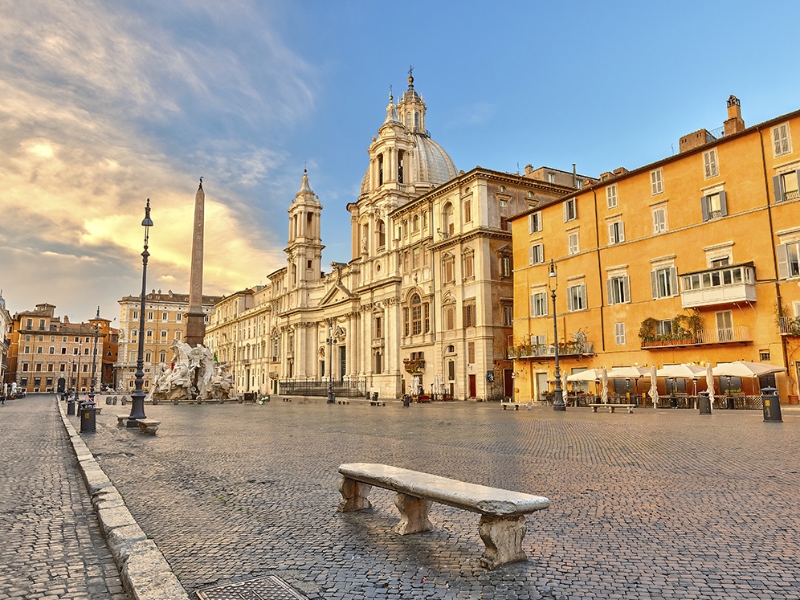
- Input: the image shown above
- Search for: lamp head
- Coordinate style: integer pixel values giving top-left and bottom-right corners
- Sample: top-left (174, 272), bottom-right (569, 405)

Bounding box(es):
top-left (142, 198), bottom-right (154, 227)
top-left (548, 259), bottom-right (557, 291)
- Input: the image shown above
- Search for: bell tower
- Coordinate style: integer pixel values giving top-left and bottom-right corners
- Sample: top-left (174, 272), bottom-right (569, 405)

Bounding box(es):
top-left (286, 170), bottom-right (324, 290)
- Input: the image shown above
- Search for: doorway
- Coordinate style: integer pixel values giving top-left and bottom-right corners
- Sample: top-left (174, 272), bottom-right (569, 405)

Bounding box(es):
top-left (469, 374), bottom-right (476, 398)
top-left (504, 370), bottom-right (513, 399)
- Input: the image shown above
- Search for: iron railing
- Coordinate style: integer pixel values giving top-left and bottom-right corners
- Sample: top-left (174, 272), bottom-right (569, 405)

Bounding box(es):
top-left (278, 378), bottom-right (367, 398)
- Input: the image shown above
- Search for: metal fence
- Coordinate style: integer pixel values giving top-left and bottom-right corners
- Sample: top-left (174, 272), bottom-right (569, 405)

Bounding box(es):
top-left (277, 378), bottom-right (367, 398)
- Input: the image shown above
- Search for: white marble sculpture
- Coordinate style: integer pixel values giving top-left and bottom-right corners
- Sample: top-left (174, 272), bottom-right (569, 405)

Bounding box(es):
top-left (146, 340), bottom-right (234, 403)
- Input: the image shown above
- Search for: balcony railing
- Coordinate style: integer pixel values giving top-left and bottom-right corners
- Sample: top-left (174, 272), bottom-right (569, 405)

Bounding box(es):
top-left (680, 264), bottom-right (756, 309)
top-left (507, 340), bottom-right (594, 359)
top-left (641, 326), bottom-right (751, 348)
top-left (779, 316), bottom-right (800, 336)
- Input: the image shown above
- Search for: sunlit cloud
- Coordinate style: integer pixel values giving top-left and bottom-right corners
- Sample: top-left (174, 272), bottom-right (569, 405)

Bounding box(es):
top-left (0, 0), bottom-right (318, 319)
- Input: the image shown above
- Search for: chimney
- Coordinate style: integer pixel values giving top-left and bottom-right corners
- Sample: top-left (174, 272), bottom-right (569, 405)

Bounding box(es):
top-left (724, 95), bottom-right (745, 136)
top-left (524, 164), bottom-right (533, 175)
top-left (572, 164), bottom-right (577, 188)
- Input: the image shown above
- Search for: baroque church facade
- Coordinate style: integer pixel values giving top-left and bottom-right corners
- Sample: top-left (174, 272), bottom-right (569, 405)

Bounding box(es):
top-left (205, 74), bottom-right (581, 400)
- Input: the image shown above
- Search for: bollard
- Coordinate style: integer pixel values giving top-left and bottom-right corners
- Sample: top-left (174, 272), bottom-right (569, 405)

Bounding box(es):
top-left (67, 398), bottom-right (76, 416)
top-left (403, 394), bottom-right (410, 408)
top-left (761, 387), bottom-right (782, 422)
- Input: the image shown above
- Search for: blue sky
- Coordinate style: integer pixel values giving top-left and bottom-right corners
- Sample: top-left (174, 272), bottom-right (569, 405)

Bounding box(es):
top-left (1, 0), bottom-right (799, 323)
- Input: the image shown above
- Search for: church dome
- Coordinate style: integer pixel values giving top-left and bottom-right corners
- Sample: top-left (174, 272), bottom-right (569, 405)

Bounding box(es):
top-left (360, 74), bottom-right (457, 195)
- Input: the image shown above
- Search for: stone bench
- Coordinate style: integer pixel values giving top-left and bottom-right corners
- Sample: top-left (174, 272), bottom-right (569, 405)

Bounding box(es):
top-left (136, 418), bottom-right (160, 435)
top-left (337, 463), bottom-right (550, 569)
top-left (116, 414), bottom-right (128, 426)
top-left (369, 400), bottom-right (385, 406)
top-left (589, 403), bottom-right (635, 413)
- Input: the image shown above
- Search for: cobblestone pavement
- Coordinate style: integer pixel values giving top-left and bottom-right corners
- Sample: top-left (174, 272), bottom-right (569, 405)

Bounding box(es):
top-left (81, 399), bottom-right (800, 600)
top-left (0, 394), bottom-right (130, 600)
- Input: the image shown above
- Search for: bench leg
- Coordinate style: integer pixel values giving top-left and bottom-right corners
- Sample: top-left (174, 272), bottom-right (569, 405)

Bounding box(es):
top-left (393, 493), bottom-right (433, 535)
top-left (478, 515), bottom-right (527, 569)
top-left (337, 477), bottom-right (372, 512)
top-left (592, 406), bottom-right (598, 412)
top-left (608, 407), bottom-right (615, 413)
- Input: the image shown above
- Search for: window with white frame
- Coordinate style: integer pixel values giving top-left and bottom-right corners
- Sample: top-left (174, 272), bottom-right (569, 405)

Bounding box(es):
top-left (773, 169), bottom-right (800, 203)
top-left (567, 284), bottom-right (587, 312)
top-left (500, 255), bottom-right (512, 277)
top-left (777, 239), bottom-right (800, 278)
top-left (650, 168), bottom-right (663, 195)
top-left (607, 274), bottom-right (631, 305)
top-left (703, 149), bottom-right (719, 178)
top-left (503, 303), bottom-right (513, 327)
top-left (652, 206), bottom-right (668, 234)
top-left (614, 322), bottom-right (626, 345)
top-left (568, 232), bottom-right (580, 255)
top-left (529, 243), bottom-right (544, 265)
top-left (528, 211), bottom-right (542, 233)
top-left (606, 184), bottom-right (618, 209)
top-left (530, 291), bottom-right (548, 317)
top-left (608, 220), bottom-right (625, 245)
top-left (701, 191), bottom-right (728, 221)
top-left (651, 266), bottom-right (678, 299)
top-left (563, 198), bottom-right (577, 222)
top-left (772, 123), bottom-right (792, 157)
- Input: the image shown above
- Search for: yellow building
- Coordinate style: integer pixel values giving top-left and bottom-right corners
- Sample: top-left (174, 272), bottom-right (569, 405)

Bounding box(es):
top-left (115, 290), bottom-right (221, 392)
top-left (510, 97), bottom-right (800, 403)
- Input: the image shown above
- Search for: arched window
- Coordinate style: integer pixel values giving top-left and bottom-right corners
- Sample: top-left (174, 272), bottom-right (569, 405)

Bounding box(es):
top-left (414, 112), bottom-right (419, 129)
top-left (378, 154), bottom-right (384, 186)
top-left (378, 220), bottom-right (386, 248)
top-left (398, 150), bottom-right (405, 183)
top-left (411, 294), bottom-right (422, 335)
top-left (443, 203), bottom-right (454, 236)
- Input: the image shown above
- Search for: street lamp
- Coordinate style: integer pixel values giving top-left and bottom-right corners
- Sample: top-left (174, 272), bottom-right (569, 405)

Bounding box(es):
top-left (88, 306), bottom-right (100, 404)
top-left (549, 259), bottom-right (566, 411)
top-left (127, 199), bottom-right (153, 427)
top-left (327, 321), bottom-right (335, 403)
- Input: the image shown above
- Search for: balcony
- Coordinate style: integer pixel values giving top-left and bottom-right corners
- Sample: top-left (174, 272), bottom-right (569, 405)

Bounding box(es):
top-left (680, 264), bottom-right (756, 309)
top-left (779, 316), bottom-right (800, 336)
top-left (507, 339), bottom-right (594, 359)
top-left (403, 358), bottom-right (425, 374)
top-left (641, 326), bottom-right (751, 349)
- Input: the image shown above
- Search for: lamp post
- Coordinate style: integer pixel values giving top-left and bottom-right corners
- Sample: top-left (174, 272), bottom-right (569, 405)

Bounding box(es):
top-left (88, 306), bottom-right (100, 404)
top-left (549, 259), bottom-right (566, 411)
top-left (128, 199), bottom-right (153, 427)
top-left (326, 321), bottom-right (335, 403)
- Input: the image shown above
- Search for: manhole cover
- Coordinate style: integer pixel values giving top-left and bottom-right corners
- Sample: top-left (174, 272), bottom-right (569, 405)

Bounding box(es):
top-left (196, 575), bottom-right (308, 600)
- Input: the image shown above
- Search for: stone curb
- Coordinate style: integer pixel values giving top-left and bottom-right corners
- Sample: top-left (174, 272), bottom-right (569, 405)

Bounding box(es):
top-left (57, 397), bottom-right (190, 600)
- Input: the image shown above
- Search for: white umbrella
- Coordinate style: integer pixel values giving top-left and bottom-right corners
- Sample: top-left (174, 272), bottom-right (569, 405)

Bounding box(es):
top-left (606, 366), bottom-right (650, 379)
top-left (600, 367), bottom-right (608, 404)
top-left (567, 368), bottom-right (606, 382)
top-left (706, 362), bottom-right (715, 410)
top-left (712, 361), bottom-right (786, 378)
top-left (656, 364), bottom-right (706, 379)
top-left (649, 365), bottom-right (659, 409)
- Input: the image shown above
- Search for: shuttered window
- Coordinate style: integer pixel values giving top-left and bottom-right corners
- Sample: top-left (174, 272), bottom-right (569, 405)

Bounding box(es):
top-left (703, 149), bottom-right (719, 178)
top-left (650, 267), bottom-right (679, 299)
top-left (772, 123), bottom-right (792, 157)
top-left (701, 191), bottom-right (728, 221)
top-left (773, 170), bottom-right (800, 203)
top-left (607, 275), bottom-right (631, 305)
top-left (650, 169), bottom-right (663, 195)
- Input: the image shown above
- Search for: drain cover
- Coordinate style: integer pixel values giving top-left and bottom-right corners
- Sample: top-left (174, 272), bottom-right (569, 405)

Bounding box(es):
top-left (196, 575), bottom-right (308, 600)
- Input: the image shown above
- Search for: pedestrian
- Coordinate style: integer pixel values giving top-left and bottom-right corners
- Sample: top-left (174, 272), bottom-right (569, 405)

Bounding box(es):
top-left (1, 392), bottom-right (5, 405)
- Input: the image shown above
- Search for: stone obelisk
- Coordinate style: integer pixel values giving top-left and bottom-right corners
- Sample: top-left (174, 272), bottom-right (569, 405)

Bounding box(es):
top-left (185, 178), bottom-right (206, 347)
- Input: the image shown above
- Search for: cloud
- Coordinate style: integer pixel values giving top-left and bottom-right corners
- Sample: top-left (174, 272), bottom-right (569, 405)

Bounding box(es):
top-left (0, 0), bottom-right (317, 319)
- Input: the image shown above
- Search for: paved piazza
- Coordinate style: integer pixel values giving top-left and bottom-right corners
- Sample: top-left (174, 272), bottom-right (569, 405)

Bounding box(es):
top-left (81, 400), bottom-right (800, 599)
top-left (0, 394), bottom-right (129, 600)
